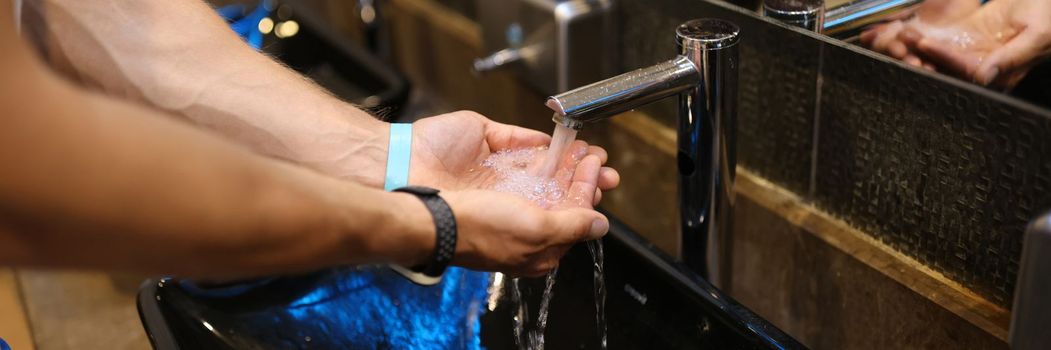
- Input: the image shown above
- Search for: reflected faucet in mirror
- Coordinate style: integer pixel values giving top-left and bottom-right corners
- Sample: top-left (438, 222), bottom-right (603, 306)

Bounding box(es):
top-left (545, 19), bottom-right (739, 287)
top-left (758, 0), bottom-right (923, 38)
top-left (823, 0), bottom-right (924, 39)
top-left (763, 0), bottom-right (826, 32)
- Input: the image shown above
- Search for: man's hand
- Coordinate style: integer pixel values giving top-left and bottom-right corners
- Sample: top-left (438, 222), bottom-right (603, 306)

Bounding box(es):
top-left (440, 154), bottom-right (608, 277)
top-left (444, 191), bottom-right (608, 277)
top-left (385, 149), bottom-right (609, 277)
top-left (399, 112), bottom-right (616, 276)
top-left (409, 111), bottom-right (620, 204)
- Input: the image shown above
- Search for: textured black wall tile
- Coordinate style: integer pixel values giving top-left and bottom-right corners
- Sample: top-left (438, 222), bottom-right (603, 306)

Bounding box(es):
top-left (735, 22), bottom-right (819, 194)
top-left (815, 43), bottom-right (1051, 305)
top-left (619, 0), bottom-right (817, 194)
top-left (618, 0), bottom-right (1051, 307)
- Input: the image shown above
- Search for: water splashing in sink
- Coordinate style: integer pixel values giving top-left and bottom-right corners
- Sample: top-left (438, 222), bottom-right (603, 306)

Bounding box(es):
top-left (529, 268), bottom-right (559, 350)
top-left (587, 240), bottom-right (607, 349)
top-left (510, 278), bottom-right (527, 348)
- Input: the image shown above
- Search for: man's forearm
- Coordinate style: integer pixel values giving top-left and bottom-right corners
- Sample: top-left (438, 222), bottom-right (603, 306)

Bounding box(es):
top-left (0, 27), bottom-right (430, 277)
top-left (24, 0), bottom-right (390, 186)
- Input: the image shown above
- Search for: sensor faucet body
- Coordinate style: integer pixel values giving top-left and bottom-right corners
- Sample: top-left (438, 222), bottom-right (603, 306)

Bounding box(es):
top-left (546, 19), bottom-right (739, 285)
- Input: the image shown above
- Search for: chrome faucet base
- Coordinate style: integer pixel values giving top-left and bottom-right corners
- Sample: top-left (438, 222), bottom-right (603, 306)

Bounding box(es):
top-left (545, 19), bottom-right (740, 285)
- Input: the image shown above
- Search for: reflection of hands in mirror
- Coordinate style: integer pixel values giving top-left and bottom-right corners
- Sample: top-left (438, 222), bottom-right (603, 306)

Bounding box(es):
top-left (860, 0), bottom-right (981, 70)
top-left (905, 0), bottom-right (1051, 89)
top-left (861, 0), bottom-right (1051, 89)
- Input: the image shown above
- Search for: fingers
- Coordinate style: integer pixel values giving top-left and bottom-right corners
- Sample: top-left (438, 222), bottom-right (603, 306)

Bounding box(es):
top-left (899, 26), bottom-right (923, 47)
top-left (546, 207), bottom-right (609, 244)
top-left (527, 244), bottom-right (573, 277)
top-left (568, 140), bottom-right (589, 161)
top-left (515, 252), bottom-right (563, 277)
top-left (564, 155), bottom-right (602, 208)
top-left (915, 37), bottom-right (979, 78)
top-left (904, 54), bottom-right (924, 67)
top-left (515, 259), bottom-right (561, 278)
top-left (860, 25), bottom-right (886, 46)
top-left (976, 28), bottom-right (1051, 86)
top-left (485, 121), bottom-right (552, 150)
top-left (561, 143), bottom-right (612, 182)
top-left (871, 21), bottom-right (905, 54)
top-left (888, 41), bottom-right (910, 59)
top-left (587, 145), bottom-right (608, 164)
top-left (898, 28), bottom-right (933, 69)
top-left (551, 141), bottom-right (590, 186)
top-left (598, 167), bottom-right (620, 191)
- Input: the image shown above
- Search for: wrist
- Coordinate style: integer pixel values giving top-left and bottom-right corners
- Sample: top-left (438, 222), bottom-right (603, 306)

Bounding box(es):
top-left (373, 192), bottom-right (435, 267)
top-left (302, 108), bottom-right (390, 188)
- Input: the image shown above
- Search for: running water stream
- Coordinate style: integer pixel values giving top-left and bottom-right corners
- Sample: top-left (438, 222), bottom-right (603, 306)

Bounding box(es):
top-left (587, 240), bottom-right (607, 350)
top-left (537, 123), bottom-right (578, 179)
top-left (510, 278), bottom-right (527, 347)
top-left (528, 267), bottom-right (559, 350)
top-left (480, 118), bottom-right (605, 350)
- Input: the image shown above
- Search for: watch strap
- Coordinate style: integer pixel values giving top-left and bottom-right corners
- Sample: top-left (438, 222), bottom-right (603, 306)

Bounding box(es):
top-left (392, 186), bottom-right (457, 279)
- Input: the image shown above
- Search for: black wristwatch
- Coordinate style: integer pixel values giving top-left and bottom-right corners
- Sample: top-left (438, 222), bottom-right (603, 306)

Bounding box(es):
top-left (392, 186), bottom-right (457, 281)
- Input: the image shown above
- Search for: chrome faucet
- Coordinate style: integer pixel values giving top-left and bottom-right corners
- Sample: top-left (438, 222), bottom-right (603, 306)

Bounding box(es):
top-left (545, 19), bottom-right (739, 285)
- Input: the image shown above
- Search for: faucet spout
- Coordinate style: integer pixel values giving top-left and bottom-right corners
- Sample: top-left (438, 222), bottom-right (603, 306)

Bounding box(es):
top-left (546, 56), bottom-right (701, 130)
top-left (545, 19), bottom-right (740, 286)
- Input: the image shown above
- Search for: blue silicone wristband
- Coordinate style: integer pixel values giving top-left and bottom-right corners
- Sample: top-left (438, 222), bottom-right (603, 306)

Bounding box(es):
top-left (384, 123), bottom-right (413, 191)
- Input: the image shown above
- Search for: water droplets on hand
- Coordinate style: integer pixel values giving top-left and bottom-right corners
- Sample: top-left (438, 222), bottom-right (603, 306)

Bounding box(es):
top-left (480, 122), bottom-right (581, 209)
top-left (481, 147), bottom-right (565, 208)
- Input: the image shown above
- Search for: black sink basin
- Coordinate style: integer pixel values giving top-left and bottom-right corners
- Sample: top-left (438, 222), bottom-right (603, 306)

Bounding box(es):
top-left (137, 216), bottom-right (805, 349)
